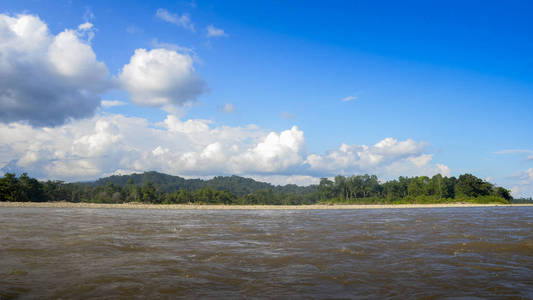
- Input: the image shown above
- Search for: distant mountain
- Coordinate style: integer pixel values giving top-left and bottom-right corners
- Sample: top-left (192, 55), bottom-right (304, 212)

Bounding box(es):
top-left (88, 171), bottom-right (316, 196)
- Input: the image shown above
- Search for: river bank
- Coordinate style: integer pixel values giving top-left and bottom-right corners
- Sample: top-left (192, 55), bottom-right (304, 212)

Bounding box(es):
top-left (1, 201), bottom-right (532, 210)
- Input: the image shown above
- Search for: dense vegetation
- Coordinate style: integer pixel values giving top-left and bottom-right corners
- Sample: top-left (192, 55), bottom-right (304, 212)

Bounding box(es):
top-left (318, 174), bottom-right (512, 204)
top-left (0, 171), bottom-right (516, 205)
top-left (511, 197), bottom-right (533, 204)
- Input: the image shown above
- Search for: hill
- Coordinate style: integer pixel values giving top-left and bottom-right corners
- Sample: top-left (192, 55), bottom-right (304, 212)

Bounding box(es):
top-left (90, 171), bottom-right (316, 196)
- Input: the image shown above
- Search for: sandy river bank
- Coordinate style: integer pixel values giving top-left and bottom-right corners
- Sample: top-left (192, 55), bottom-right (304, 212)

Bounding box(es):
top-left (1, 202), bottom-right (532, 210)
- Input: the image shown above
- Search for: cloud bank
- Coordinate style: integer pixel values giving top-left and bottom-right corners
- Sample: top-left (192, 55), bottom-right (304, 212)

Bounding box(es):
top-left (0, 114), bottom-right (449, 185)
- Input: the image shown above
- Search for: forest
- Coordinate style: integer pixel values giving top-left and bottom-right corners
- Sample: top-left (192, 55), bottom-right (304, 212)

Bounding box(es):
top-left (0, 171), bottom-right (520, 204)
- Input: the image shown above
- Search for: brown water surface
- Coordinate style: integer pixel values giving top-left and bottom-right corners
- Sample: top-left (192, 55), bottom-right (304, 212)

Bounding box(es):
top-left (1, 207), bottom-right (532, 299)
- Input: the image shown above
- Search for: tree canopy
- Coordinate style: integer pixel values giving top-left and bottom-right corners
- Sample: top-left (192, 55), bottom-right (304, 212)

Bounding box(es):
top-left (0, 171), bottom-right (513, 205)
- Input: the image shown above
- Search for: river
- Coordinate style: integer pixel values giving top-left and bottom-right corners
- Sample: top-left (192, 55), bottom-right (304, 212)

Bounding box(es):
top-left (1, 207), bottom-right (532, 299)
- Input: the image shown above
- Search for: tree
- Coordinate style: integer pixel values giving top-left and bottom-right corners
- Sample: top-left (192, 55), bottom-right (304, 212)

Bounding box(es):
top-left (383, 180), bottom-right (402, 201)
top-left (334, 175), bottom-right (347, 200)
top-left (19, 173), bottom-right (45, 202)
top-left (142, 181), bottom-right (156, 202)
top-left (407, 177), bottom-right (423, 197)
top-left (430, 174), bottom-right (443, 198)
top-left (441, 176), bottom-right (456, 199)
top-left (0, 172), bottom-right (513, 205)
top-left (494, 187), bottom-right (512, 201)
top-left (0, 173), bottom-right (20, 202)
top-left (176, 189), bottom-right (193, 203)
top-left (455, 174), bottom-right (492, 198)
top-left (318, 178), bottom-right (335, 201)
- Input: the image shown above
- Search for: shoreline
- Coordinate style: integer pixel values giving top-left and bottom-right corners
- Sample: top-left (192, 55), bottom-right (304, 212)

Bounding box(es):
top-left (1, 202), bottom-right (532, 210)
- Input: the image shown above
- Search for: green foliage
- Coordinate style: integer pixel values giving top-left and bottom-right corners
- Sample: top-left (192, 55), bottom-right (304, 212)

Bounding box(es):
top-left (0, 172), bottom-right (514, 205)
top-left (493, 187), bottom-right (512, 201)
top-left (0, 173), bottom-right (20, 202)
top-left (455, 174), bottom-right (493, 197)
top-left (90, 171), bottom-right (315, 196)
top-left (512, 197), bottom-right (533, 204)
top-left (317, 174), bottom-right (511, 204)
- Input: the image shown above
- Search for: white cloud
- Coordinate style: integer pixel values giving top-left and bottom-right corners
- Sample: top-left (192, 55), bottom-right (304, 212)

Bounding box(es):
top-left (495, 149), bottom-right (533, 154)
top-left (78, 22), bottom-right (93, 30)
top-left (156, 8), bottom-right (195, 32)
top-left (0, 114), bottom-right (261, 180)
top-left (305, 137), bottom-right (446, 178)
top-left (342, 95), bottom-right (357, 102)
top-left (235, 126), bottom-right (305, 173)
top-left (436, 164), bottom-right (451, 177)
top-left (495, 150), bottom-right (533, 197)
top-left (77, 22), bottom-right (96, 42)
top-left (251, 175), bottom-right (320, 186)
top-left (206, 25), bottom-right (228, 38)
top-left (151, 38), bottom-right (195, 54)
top-left (118, 48), bottom-right (206, 110)
top-left (101, 100), bottom-right (126, 107)
top-left (0, 14), bottom-right (109, 127)
top-left (495, 149), bottom-right (533, 162)
top-left (408, 154), bottom-right (433, 167)
top-left (221, 103), bottom-right (235, 113)
top-left (527, 168), bottom-right (533, 181)
top-left (510, 168), bottom-right (533, 198)
top-left (0, 113), bottom-right (449, 185)
top-left (373, 137), bottom-right (425, 156)
top-left (163, 115), bottom-right (211, 134)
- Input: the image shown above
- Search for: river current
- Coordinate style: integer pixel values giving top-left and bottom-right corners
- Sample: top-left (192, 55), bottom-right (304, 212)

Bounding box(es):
top-left (1, 207), bottom-right (532, 299)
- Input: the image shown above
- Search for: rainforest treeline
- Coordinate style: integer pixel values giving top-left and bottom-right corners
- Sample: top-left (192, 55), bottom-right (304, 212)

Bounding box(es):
top-left (0, 171), bottom-right (517, 204)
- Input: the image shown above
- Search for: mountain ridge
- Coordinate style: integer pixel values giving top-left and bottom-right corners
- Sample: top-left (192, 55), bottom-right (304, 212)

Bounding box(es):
top-left (88, 171), bottom-right (317, 196)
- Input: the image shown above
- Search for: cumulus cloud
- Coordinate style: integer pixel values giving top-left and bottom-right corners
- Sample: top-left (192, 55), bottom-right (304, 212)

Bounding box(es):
top-left (305, 137), bottom-right (447, 178)
top-left (0, 114), bottom-right (262, 180)
top-left (235, 126), bottom-right (305, 173)
top-left (206, 25), bottom-right (228, 38)
top-left (0, 114), bottom-right (448, 184)
top-left (0, 14), bottom-right (109, 127)
top-left (118, 48), bottom-right (206, 110)
top-left (156, 8), bottom-right (194, 32)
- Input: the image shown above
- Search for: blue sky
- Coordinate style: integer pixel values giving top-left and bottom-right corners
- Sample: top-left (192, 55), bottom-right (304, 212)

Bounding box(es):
top-left (0, 0), bottom-right (532, 196)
